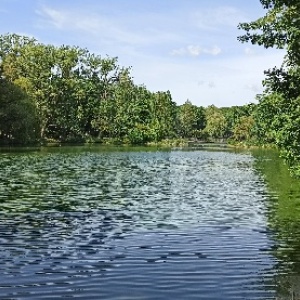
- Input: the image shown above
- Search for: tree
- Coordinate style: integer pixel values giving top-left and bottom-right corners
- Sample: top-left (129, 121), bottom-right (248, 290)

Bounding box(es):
top-left (2, 32), bottom-right (254, 146)
top-left (238, 0), bottom-right (300, 98)
top-left (178, 100), bottom-right (205, 138)
top-left (0, 34), bottom-right (39, 144)
top-left (238, 0), bottom-right (300, 63)
top-left (149, 91), bottom-right (177, 142)
top-left (47, 46), bottom-right (88, 142)
top-left (232, 116), bottom-right (255, 142)
top-left (238, 0), bottom-right (300, 172)
top-left (221, 104), bottom-right (256, 139)
top-left (0, 35), bottom-right (57, 140)
top-left (0, 77), bottom-right (38, 144)
top-left (204, 105), bottom-right (228, 141)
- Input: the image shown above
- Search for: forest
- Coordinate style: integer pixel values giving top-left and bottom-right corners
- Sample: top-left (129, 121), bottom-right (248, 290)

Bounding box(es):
top-left (0, 33), bottom-right (255, 146)
top-left (1, 0), bottom-right (300, 173)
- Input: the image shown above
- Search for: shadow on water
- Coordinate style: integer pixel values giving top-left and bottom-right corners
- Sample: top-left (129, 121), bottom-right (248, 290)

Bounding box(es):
top-left (253, 149), bottom-right (300, 299)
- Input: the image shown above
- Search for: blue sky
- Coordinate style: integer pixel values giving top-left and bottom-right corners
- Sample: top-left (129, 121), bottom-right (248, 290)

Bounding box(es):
top-left (0, 0), bottom-right (285, 107)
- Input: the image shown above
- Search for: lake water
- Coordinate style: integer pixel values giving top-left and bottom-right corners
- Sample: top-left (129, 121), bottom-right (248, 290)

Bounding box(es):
top-left (0, 146), bottom-right (300, 299)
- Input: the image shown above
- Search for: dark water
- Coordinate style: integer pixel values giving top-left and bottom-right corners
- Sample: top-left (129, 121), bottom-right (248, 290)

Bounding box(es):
top-left (0, 146), bottom-right (299, 299)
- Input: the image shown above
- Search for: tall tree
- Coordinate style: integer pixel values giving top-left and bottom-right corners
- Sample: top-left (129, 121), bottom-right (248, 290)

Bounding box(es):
top-left (238, 0), bottom-right (300, 172)
top-left (204, 105), bottom-right (228, 141)
top-left (149, 91), bottom-right (177, 142)
top-left (178, 100), bottom-right (205, 138)
top-left (0, 76), bottom-right (38, 144)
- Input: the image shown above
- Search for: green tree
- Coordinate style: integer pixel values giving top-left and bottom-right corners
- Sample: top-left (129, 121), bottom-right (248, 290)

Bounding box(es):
top-left (0, 34), bottom-right (39, 144)
top-left (232, 116), bottom-right (255, 142)
top-left (47, 46), bottom-right (88, 142)
top-left (238, 0), bottom-right (300, 65)
top-left (238, 1), bottom-right (300, 100)
top-left (220, 104), bottom-right (256, 140)
top-left (0, 77), bottom-right (38, 144)
top-left (90, 56), bottom-right (121, 140)
top-left (0, 35), bottom-right (57, 140)
top-left (149, 91), bottom-right (177, 142)
top-left (178, 100), bottom-right (205, 138)
top-left (204, 105), bottom-right (228, 141)
top-left (238, 0), bottom-right (300, 172)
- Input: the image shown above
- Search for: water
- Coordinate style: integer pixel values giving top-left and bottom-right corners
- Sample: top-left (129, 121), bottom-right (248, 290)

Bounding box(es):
top-left (0, 146), bottom-right (299, 299)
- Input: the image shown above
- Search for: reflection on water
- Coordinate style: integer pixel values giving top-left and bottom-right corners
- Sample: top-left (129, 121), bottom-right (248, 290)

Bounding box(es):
top-left (0, 146), bottom-right (297, 299)
top-left (253, 149), bottom-right (300, 300)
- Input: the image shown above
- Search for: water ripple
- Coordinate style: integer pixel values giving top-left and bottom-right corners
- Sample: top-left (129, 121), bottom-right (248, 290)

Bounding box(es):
top-left (0, 148), bottom-right (282, 299)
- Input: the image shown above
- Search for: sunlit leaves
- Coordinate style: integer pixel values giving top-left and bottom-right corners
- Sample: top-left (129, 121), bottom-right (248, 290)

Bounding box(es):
top-left (204, 105), bottom-right (228, 140)
top-left (238, 0), bottom-right (300, 174)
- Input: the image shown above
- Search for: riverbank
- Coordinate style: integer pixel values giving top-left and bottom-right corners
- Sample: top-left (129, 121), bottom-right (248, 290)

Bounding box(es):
top-left (0, 138), bottom-right (277, 150)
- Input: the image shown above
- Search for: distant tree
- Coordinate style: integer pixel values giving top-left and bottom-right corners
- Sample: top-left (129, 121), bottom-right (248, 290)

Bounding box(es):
top-left (232, 116), bottom-right (255, 142)
top-left (204, 105), bottom-right (228, 140)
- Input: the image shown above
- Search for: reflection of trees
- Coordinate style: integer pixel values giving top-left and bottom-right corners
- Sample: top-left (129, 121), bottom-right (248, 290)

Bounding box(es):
top-left (253, 149), bottom-right (300, 299)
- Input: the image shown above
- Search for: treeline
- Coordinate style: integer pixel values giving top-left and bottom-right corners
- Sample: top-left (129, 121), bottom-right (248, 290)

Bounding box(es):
top-left (3, 3), bottom-right (300, 177)
top-left (2, 1), bottom-right (300, 176)
top-left (0, 33), bottom-right (255, 146)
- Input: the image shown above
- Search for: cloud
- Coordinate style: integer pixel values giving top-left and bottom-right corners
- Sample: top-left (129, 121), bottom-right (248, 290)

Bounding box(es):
top-left (208, 81), bottom-right (216, 88)
top-left (192, 6), bottom-right (248, 30)
top-left (244, 47), bottom-right (256, 56)
top-left (36, 6), bottom-right (67, 29)
top-left (36, 6), bottom-right (136, 43)
top-left (35, 5), bottom-right (184, 48)
top-left (197, 80), bottom-right (216, 89)
top-left (30, 2), bottom-right (285, 107)
top-left (131, 50), bottom-right (285, 107)
top-left (245, 84), bottom-right (261, 93)
top-left (171, 45), bottom-right (221, 57)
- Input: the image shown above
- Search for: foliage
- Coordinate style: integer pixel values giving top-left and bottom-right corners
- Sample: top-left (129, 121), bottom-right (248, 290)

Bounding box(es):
top-left (0, 77), bottom-right (38, 144)
top-left (0, 33), bottom-right (181, 145)
top-left (0, 33), bottom-right (263, 147)
top-left (232, 116), bottom-right (255, 142)
top-left (178, 100), bottom-right (206, 139)
top-left (238, 0), bottom-right (300, 173)
top-left (238, 0), bottom-right (300, 64)
top-left (204, 105), bottom-right (228, 140)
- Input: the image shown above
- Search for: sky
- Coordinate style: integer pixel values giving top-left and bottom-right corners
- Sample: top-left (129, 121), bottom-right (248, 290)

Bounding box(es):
top-left (0, 0), bottom-right (285, 107)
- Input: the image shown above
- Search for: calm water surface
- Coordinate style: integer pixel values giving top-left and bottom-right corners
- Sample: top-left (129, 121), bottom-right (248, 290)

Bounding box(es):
top-left (0, 146), bottom-right (299, 299)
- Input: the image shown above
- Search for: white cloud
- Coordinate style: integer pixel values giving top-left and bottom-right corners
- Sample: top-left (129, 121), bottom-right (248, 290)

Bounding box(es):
top-left (36, 6), bottom-right (66, 29)
top-left (192, 6), bottom-right (248, 30)
top-left (187, 45), bottom-right (202, 56)
top-left (244, 47), bottom-right (256, 56)
top-left (208, 81), bottom-right (216, 88)
top-left (31, 3), bottom-right (285, 107)
top-left (36, 6), bottom-right (136, 43)
top-left (197, 80), bottom-right (216, 89)
top-left (245, 84), bottom-right (261, 93)
top-left (171, 45), bottom-right (221, 57)
top-left (131, 50), bottom-right (285, 107)
top-left (207, 46), bottom-right (222, 56)
top-left (35, 5), bottom-right (184, 48)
